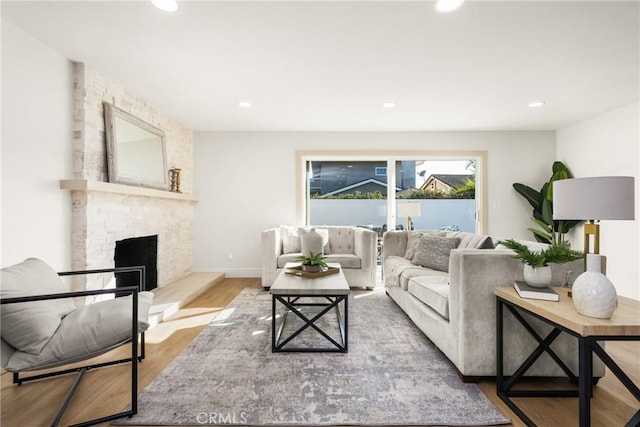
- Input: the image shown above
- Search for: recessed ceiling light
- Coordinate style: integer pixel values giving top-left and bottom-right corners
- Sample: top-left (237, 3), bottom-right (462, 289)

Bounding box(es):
top-left (238, 101), bottom-right (252, 108)
top-left (528, 101), bottom-right (546, 108)
top-left (383, 102), bottom-right (397, 108)
top-left (151, 0), bottom-right (178, 12)
top-left (434, 0), bottom-right (465, 13)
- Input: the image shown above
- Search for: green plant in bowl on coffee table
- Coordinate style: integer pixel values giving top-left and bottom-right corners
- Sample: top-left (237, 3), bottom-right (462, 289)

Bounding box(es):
top-left (296, 252), bottom-right (329, 272)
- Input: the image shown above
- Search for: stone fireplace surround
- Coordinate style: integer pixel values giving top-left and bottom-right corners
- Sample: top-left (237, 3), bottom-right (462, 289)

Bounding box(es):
top-left (66, 63), bottom-right (195, 293)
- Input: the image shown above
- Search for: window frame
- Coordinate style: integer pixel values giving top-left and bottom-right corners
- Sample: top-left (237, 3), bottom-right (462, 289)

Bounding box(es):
top-left (296, 150), bottom-right (487, 234)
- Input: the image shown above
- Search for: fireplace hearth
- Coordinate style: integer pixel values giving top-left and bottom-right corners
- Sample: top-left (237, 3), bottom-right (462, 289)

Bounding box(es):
top-left (114, 235), bottom-right (158, 291)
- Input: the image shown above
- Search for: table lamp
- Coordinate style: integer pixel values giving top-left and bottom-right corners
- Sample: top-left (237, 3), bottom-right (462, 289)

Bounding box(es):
top-left (397, 202), bottom-right (421, 231)
top-left (553, 176), bottom-right (635, 254)
top-left (553, 176), bottom-right (635, 318)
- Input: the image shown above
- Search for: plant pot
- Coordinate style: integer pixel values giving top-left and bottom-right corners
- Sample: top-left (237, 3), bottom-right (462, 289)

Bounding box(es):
top-left (302, 264), bottom-right (323, 273)
top-left (524, 265), bottom-right (552, 288)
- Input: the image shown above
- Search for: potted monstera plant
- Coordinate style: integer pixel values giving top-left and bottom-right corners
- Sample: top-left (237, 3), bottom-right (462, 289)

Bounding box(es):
top-left (295, 252), bottom-right (328, 273)
top-left (498, 239), bottom-right (583, 287)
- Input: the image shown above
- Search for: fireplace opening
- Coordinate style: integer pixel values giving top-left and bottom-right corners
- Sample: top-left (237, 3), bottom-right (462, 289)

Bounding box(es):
top-left (114, 235), bottom-right (158, 291)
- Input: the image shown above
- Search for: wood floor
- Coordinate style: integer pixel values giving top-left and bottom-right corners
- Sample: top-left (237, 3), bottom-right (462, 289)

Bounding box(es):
top-left (2, 278), bottom-right (638, 426)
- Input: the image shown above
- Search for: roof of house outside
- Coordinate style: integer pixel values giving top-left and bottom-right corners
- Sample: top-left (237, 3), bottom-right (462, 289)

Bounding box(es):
top-left (423, 174), bottom-right (474, 189)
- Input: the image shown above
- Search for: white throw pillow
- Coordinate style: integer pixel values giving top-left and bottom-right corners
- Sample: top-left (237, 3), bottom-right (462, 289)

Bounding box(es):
top-left (0, 258), bottom-right (75, 355)
top-left (280, 225), bottom-right (302, 254)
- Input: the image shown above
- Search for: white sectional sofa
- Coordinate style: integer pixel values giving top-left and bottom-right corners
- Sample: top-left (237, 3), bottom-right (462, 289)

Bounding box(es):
top-left (261, 225), bottom-right (377, 289)
top-left (383, 230), bottom-right (604, 381)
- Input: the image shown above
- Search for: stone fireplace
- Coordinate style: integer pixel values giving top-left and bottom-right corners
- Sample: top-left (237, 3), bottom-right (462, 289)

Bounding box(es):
top-left (67, 63), bottom-right (195, 293)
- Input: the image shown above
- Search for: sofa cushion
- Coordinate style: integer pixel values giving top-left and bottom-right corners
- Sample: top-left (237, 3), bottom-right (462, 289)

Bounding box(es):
top-left (408, 277), bottom-right (450, 320)
top-left (4, 292), bottom-right (154, 372)
top-left (446, 231), bottom-right (495, 249)
top-left (0, 258), bottom-right (76, 355)
top-left (400, 266), bottom-right (448, 291)
top-left (278, 253), bottom-right (361, 269)
top-left (280, 225), bottom-right (301, 254)
top-left (328, 228), bottom-right (355, 255)
top-left (277, 253), bottom-right (303, 268)
top-left (404, 231), bottom-right (446, 260)
top-left (325, 254), bottom-right (361, 269)
top-left (412, 235), bottom-right (460, 272)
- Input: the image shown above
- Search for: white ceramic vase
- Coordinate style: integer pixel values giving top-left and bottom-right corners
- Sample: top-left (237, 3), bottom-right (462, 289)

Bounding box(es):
top-left (572, 254), bottom-right (617, 319)
top-left (524, 265), bottom-right (552, 288)
top-left (301, 228), bottom-right (324, 257)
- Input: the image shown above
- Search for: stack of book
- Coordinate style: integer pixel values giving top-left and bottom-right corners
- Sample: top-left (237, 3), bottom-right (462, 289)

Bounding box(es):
top-left (514, 280), bottom-right (559, 301)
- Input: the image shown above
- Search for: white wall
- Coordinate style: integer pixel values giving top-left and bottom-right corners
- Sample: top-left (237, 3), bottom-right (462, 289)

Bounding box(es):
top-left (557, 102), bottom-right (640, 300)
top-left (193, 131), bottom-right (557, 276)
top-left (1, 21), bottom-right (73, 270)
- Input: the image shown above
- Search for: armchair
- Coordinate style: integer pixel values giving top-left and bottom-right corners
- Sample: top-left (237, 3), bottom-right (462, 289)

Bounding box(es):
top-left (1, 258), bottom-right (154, 426)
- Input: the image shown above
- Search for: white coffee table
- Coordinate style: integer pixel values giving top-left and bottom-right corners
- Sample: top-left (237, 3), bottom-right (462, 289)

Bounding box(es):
top-left (270, 262), bottom-right (350, 353)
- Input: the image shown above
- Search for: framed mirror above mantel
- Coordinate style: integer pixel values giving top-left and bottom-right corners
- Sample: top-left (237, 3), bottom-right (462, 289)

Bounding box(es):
top-left (104, 102), bottom-right (170, 190)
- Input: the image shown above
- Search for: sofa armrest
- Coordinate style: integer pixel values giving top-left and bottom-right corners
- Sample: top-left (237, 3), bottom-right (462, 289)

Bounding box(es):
top-left (261, 227), bottom-right (282, 273)
top-left (354, 228), bottom-right (376, 271)
top-left (448, 248), bottom-right (585, 371)
top-left (382, 231), bottom-right (408, 262)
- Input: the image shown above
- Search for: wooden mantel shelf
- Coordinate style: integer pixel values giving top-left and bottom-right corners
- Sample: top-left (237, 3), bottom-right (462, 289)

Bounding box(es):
top-left (60, 179), bottom-right (199, 202)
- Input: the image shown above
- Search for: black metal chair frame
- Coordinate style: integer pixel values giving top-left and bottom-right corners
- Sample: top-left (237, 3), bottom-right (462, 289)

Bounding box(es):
top-left (1, 266), bottom-right (147, 427)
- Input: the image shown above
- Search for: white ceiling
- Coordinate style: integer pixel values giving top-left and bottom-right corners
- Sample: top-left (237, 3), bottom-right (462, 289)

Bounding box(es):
top-left (2, 1), bottom-right (639, 132)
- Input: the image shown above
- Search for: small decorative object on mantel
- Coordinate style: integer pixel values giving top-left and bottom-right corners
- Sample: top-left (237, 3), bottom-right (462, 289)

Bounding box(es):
top-left (295, 252), bottom-right (328, 273)
top-left (169, 168), bottom-right (182, 193)
top-left (572, 254), bottom-right (617, 319)
top-left (498, 239), bottom-right (583, 288)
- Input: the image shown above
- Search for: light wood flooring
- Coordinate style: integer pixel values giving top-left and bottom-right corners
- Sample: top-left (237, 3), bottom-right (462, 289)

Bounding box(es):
top-left (2, 278), bottom-right (638, 426)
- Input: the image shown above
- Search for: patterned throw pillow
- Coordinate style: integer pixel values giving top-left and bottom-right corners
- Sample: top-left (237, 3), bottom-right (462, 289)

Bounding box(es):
top-left (412, 235), bottom-right (461, 273)
top-left (404, 231), bottom-right (445, 260)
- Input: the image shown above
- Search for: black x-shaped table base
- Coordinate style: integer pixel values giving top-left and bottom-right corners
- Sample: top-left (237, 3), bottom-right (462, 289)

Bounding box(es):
top-left (271, 295), bottom-right (348, 353)
top-left (497, 297), bottom-right (640, 427)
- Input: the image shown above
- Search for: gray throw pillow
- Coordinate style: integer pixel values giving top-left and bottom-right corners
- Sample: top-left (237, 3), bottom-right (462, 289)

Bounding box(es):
top-left (0, 258), bottom-right (75, 355)
top-left (404, 231), bottom-right (445, 260)
top-left (412, 236), bottom-right (460, 272)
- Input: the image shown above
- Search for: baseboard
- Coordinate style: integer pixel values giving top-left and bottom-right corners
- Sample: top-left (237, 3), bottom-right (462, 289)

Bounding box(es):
top-left (192, 267), bottom-right (261, 278)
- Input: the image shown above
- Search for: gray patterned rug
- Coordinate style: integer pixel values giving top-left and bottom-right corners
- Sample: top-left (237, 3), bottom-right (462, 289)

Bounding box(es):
top-left (117, 288), bottom-right (510, 426)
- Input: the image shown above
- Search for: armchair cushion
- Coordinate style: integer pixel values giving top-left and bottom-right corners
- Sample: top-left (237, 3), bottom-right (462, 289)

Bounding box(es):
top-left (4, 291), bottom-right (154, 372)
top-left (0, 258), bottom-right (75, 355)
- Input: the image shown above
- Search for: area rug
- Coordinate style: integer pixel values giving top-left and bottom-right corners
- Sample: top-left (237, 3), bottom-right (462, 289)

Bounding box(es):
top-left (117, 288), bottom-right (510, 426)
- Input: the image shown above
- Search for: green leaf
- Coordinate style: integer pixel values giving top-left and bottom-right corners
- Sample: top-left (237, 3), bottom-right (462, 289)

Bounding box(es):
top-left (513, 183), bottom-right (540, 210)
top-left (541, 197), bottom-right (553, 225)
top-left (528, 227), bottom-right (552, 243)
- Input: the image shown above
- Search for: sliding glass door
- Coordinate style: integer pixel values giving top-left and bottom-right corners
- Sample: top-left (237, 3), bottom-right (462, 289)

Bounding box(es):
top-left (303, 155), bottom-right (481, 233)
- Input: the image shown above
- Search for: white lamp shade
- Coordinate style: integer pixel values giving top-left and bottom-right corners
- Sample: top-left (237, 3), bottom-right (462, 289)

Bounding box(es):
top-left (553, 176), bottom-right (635, 221)
top-left (397, 202), bottom-right (421, 218)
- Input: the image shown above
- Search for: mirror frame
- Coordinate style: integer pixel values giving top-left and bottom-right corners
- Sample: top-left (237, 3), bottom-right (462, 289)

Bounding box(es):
top-left (104, 102), bottom-right (169, 190)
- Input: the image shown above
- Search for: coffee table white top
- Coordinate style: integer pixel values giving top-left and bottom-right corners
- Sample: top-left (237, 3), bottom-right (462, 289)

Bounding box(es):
top-left (270, 263), bottom-right (350, 296)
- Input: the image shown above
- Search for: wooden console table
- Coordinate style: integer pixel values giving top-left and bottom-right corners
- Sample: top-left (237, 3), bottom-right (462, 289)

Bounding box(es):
top-left (494, 286), bottom-right (640, 427)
